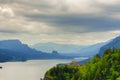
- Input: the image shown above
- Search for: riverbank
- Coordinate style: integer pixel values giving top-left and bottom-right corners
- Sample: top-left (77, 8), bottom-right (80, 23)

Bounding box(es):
top-left (0, 59), bottom-right (72, 80)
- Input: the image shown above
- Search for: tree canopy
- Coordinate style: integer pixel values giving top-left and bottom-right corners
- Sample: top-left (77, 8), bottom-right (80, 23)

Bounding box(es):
top-left (44, 48), bottom-right (120, 80)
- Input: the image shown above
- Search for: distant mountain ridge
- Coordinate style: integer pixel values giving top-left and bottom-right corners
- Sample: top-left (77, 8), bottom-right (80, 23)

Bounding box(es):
top-left (0, 40), bottom-right (71, 62)
top-left (32, 42), bottom-right (84, 53)
top-left (0, 40), bottom-right (41, 54)
top-left (32, 39), bottom-right (111, 57)
top-left (75, 42), bottom-right (106, 56)
top-left (1, 36), bottom-right (120, 62)
top-left (0, 49), bottom-right (26, 62)
top-left (99, 36), bottom-right (120, 56)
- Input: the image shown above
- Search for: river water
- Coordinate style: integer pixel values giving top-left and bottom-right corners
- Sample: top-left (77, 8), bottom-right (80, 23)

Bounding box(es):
top-left (0, 59), bottom-right (73, 80)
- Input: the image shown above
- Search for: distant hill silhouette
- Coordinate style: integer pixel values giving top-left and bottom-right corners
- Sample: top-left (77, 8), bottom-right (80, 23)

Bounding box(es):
top-left (32, 42), bottom-right (84, 53)
top-left (0, 40), bottom-right (71, 62)
top-left (75, 42), bottom-right (106, 56)
top-left (99, 36), bottom-right (120, 56)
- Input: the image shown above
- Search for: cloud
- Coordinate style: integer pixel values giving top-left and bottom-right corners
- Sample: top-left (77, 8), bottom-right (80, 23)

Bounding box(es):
top-left (23, 13), bottom-right (120, 33)
top-left (0, 0), bottom-right (120, 45)
top-left (0, 6), bottom-right (15, 17)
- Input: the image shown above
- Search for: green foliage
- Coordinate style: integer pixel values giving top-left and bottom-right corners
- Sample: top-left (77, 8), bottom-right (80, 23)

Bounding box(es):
top-left (45, 49), bottom-right (120, 80)
top-left (45, 65), bottom-right (78, 80)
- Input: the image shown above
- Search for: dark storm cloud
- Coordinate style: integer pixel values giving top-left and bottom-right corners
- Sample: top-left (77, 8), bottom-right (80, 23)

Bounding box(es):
top-left (24, 13), bottom-right (120, 33)
top-left (0, 0), bottom-right (120, 34)
top-left (0, 0), bottom-right (120, 45)
top-left (0, 28), bottom-right (30, 34)
top-left (3, 0), bottom-right (119, 33)
top-left (0, 29), bottom-right (21, 34)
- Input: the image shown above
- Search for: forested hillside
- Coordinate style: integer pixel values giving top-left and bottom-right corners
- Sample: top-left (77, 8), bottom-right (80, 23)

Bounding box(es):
top-left (44, 48), bottom-right (120, 80)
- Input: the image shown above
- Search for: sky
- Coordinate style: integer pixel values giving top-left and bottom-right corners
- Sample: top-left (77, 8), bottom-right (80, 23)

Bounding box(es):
top-left (0, 0), bottom-right (120, 45)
